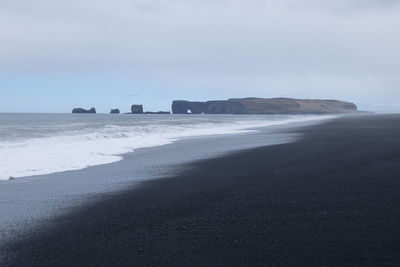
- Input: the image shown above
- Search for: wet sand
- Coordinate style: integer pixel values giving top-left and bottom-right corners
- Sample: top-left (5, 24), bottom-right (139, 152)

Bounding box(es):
top-left (3, 114), bottom-right (400, 266)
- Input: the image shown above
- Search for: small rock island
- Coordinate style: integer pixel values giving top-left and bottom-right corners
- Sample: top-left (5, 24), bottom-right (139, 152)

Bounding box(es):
top-left (110, 109), bottom-right (120, 114)
top-left (131, 105), bottom-right (144, 114)
top-left (172, 97), bottom-right (358, 115)
top-left (72, 107), bottom-right (96, 114)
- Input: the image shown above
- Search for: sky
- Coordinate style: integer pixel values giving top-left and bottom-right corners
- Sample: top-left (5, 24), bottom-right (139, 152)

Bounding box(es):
top-left (0, 0), bottom-right (399, 113)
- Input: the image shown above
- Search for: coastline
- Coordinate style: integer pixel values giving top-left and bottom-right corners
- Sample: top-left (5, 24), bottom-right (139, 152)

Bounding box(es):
top-left (0, 117), bottom-right (327, 250)
top-left (3, 114), bottom-right (400, 265)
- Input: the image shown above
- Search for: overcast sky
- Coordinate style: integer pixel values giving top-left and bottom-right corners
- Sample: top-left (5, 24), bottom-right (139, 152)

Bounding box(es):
top-left (0, 0), bottom-right (399, 112)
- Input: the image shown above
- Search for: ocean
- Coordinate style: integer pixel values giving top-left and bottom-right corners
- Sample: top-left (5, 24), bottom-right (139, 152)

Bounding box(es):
top-left (0, 113), bottom-right (334, 181)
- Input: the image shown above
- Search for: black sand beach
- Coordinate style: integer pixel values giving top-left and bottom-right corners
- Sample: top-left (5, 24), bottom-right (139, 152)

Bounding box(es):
top-left (3, 114), bottom-right (400, 266)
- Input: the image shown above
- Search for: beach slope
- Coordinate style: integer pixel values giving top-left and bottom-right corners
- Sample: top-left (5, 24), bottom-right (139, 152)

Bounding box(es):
top-left (3, 114), bottom-right (400, 266)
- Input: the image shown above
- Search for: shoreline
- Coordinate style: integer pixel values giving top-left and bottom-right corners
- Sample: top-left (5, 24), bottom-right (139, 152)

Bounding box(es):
top-left (0, 117), bottom-right (326, 249)
top-left (3, 114), bottom-right (400, 265)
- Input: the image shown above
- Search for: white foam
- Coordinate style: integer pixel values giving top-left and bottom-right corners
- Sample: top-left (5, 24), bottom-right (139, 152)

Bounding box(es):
top-left (0, 115), bottom-right (335, 180)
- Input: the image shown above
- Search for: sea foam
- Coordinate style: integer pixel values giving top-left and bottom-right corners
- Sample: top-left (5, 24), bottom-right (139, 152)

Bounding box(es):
top-left (0, 115), bottom-right (335, 180)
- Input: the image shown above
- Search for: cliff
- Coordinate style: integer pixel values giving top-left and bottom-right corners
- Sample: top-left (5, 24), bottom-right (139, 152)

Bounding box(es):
top-left (72, 107), bottom-right (96, 114)
top-left (172, 98), bottom-right (358, 115)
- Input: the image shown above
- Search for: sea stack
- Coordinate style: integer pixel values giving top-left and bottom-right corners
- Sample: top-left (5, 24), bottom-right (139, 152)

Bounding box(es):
top-left (110, 109), bottom-right (120, 114)
top-left (72, 107), bottom-right (96, 114)
top-left (131, 105), bottom-right (144, 114)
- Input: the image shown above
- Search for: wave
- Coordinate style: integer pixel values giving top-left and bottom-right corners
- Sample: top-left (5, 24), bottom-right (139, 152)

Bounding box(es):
top-left (0, 115), bottom-right (335, 180)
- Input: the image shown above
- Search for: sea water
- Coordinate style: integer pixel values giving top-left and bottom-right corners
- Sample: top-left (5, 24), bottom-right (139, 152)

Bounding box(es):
top-left (0, 113), bottom-right (333, 180)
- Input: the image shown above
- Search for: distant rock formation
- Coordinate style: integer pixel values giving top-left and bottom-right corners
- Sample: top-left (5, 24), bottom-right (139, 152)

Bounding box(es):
top-left (131, 105), bottom-right (144, 114)
top-left (110, 109), bottom-right (120, 114)
top-left (144, 111), bottom-right (171, 114)
top-left (72, 107), bottom-right (96, 114)
top-left (172, 98), bottom-right (358, 115)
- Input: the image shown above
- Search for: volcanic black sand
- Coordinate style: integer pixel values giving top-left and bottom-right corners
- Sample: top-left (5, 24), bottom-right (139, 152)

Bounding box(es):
top-left (3, 114), bottom-right (400, 266)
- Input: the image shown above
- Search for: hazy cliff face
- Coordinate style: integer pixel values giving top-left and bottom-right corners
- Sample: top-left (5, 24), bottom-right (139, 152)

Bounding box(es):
top-left (172, 98), bottom-right (358, 114)
top-left (172, 101), bottom-right (207, 114)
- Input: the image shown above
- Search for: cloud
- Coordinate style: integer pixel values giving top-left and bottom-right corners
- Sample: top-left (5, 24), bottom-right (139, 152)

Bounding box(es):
top-left (275, 0), bottom-right (399, 13)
